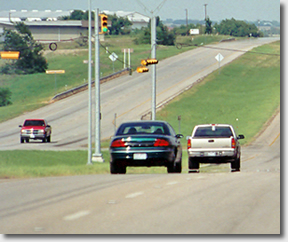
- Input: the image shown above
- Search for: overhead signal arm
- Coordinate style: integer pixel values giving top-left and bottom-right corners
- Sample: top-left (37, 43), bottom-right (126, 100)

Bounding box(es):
top-left (137, 58), bottom-right (158, 73)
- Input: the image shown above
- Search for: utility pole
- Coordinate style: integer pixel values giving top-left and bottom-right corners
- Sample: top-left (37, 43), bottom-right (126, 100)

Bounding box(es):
top-left (136, 0), bottom-right (167, 120)
top-left (151, 15), bottom-right (156, 120)
top-left (93, 8), bottom-right (104, 163)
top-left (204, 4), bottom-right (208, 20)
top-left (185, 9), bottom-right (188, 26)
top-left (87, 0), bottom-right (92, 165)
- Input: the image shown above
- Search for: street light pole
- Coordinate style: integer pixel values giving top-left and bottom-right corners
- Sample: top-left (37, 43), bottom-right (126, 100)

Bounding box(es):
top-left (93, 8), bottom-right (104, 163)
top-left (87, 0), bottom-right (92, 165)
top-left (151, 15), bottom-right (156, 120)
top-left (204, 4), bottom-right (208, 20)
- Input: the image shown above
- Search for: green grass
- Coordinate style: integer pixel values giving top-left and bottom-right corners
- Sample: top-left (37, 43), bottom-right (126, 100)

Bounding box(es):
top-left (0, 39), bottom-right (280, 178)
top-left (0, 150), bottom-right (110, 178)
top-left (0, 150), bottom-right (189, 177)
top-left (157, 41), bottom-right (280, 145)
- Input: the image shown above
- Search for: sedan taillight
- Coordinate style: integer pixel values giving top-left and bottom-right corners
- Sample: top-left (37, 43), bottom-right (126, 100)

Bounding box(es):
top-left (111, 139), bottom-right (126, 147)
top-left (154, 138), bottom-right (170, 147)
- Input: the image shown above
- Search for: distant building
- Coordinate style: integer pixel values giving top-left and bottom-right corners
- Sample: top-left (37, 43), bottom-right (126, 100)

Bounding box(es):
top-left (0, 20), bottom-right (87, 43)
top-left (0, 10), bottom-right (150, 42)
top-left (0, 10), bottom-right (71, 22)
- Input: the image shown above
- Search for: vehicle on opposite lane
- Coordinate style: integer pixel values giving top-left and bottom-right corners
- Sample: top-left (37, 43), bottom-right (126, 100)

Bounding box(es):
top-left (19, 119), bottom-right (52, 143)
top-left (109, 120), bottom-right (183, 174)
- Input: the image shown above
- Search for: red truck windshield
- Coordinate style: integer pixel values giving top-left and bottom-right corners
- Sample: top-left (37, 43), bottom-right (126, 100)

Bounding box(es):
top-left (24, 120), bottom-right (45, 126)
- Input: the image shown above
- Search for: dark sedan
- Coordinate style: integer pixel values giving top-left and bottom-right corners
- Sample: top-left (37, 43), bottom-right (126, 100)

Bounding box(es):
top-left (109, 120), bottom-right (183, 174)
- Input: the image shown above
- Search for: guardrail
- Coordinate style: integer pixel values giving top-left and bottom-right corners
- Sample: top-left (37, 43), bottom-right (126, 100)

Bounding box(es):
top-left (52, 68), bottom-right (130, 101)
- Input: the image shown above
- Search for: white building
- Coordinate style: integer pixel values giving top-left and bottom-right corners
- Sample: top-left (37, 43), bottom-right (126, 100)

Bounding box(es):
top-left (102, 10), bottom-right (150, 29)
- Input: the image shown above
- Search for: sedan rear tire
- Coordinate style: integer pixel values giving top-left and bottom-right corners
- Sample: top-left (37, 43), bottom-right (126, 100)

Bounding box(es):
top-left (110, 162), bottom-right (126, 174)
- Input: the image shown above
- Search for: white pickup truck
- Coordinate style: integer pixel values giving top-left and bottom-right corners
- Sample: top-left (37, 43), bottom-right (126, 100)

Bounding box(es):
top-left (187, 124), bottom-right (245, 172)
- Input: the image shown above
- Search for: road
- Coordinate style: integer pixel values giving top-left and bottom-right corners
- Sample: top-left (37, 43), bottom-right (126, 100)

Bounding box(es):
top-left (0, 37), bottom-right (279, 150)
top-left (0, 112), bottom-right (280, 234)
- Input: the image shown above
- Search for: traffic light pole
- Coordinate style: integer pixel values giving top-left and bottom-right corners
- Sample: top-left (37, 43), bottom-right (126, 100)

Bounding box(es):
top-left (87, 0), bottom-right (92, 165)
top-left (151, 15), bottom-right (157, 120)
top-left (92, 8), bottom-right (104, 163)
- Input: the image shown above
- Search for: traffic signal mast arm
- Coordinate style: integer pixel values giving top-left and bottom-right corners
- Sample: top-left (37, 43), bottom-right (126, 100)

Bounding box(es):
top-left (137, 58), bottom-right (158, 73)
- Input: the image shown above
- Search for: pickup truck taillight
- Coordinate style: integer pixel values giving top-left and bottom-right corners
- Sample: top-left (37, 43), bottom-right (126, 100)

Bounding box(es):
top-left (187, 139), bottom-right (191, 149)
top-left (231, 137), bottom-right (236, 149)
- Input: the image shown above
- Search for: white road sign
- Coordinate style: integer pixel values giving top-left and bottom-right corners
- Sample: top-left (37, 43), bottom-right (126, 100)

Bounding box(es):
top-left (109, 52), bottom-right (118, 62)
top-left (215, 53), bottom-right (224, 62)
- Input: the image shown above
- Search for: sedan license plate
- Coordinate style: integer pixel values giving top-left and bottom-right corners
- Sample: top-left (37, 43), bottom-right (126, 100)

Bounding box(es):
top-left (133, 153), bottom-right (147, 160)
top-left (207, 152), bottom-right (216, 157)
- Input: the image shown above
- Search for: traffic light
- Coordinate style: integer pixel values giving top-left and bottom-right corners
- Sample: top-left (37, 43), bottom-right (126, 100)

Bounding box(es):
top-left (136, 66), bottom-right (149, 73)
top-left (99, 14), bottom-right (108, 34)
top-left (141, 58), bottom-right (158, 66)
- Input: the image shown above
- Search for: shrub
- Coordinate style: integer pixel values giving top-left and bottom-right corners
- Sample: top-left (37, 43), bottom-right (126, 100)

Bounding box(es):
top-left (0, 87), bottom-right (12, 107)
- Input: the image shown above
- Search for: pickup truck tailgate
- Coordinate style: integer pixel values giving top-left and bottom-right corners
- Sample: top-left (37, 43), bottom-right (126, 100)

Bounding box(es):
top-left (191, 137), bottom-right (232, 149)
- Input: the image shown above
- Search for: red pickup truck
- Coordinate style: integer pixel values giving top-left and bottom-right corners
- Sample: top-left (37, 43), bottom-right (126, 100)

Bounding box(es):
top-left (19, 119), bottom-right (52, 143)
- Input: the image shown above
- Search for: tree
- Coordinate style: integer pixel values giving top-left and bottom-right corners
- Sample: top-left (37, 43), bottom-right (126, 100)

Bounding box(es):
top-left (134, 16), bottom-right (175, 46)
top-left (109, 14), bottom-right (132, 35)
top-left (1, 22), bottom-right (48, 74)
top-left (0, 88), bottom-right (12, 107)
top-left (59, 10), bottom-right (89, 20)
top-left (214, 18), bottom-right (263, 37)
top-left (205, 18), bottom-right (213, 34)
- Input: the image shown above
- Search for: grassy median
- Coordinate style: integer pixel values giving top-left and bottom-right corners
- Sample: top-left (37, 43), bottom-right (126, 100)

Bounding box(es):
top-left (0, 40), bottom-right (280, 178)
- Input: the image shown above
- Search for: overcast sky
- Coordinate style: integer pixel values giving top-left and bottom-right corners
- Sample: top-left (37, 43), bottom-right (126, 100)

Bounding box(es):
top-left (0, 0), bottom-right (281, 22)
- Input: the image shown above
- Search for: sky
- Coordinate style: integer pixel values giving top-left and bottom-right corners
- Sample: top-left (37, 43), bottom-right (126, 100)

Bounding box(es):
top-left (0, 0), bottom-right (281, 22)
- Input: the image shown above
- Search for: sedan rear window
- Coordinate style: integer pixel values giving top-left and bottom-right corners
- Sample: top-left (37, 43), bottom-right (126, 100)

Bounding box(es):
top-left (116, 122), bottom-right (170, 135)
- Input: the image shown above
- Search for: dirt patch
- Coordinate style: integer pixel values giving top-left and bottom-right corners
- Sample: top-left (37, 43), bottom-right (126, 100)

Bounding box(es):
top-left (43, 48), bottom-right (87, 56)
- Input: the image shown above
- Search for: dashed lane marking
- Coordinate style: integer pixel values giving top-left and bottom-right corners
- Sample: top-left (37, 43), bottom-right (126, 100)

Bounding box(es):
top-left (125, 192), bottom-right (144, 198)
top-left (63, 210), bottom-right (91, 221)
top-left (166, 181), bottom-right (178, 185)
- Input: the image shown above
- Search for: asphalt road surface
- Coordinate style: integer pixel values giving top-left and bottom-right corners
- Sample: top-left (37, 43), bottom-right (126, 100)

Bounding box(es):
top-left (0, 113), bottom-right (280, 234)
top-left (0, 37), bottom-right (279, 150)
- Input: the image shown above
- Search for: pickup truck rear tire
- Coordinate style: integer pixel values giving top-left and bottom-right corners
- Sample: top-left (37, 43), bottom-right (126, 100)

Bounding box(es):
top-left (231, 157), bottom-right (240, 172)
top-left (189, 157), bottom-right (199, 170)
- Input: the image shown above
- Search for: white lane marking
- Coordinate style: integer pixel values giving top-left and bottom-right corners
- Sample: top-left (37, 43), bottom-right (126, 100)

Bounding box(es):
top-left (166, 181), bottom-right (178, 185)
top-left (125, 191), bottom-right (144, 198)
top-left (63, 210), bottom-right (90, 221)
top-left (108, 200), bottom-right (117, 204)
